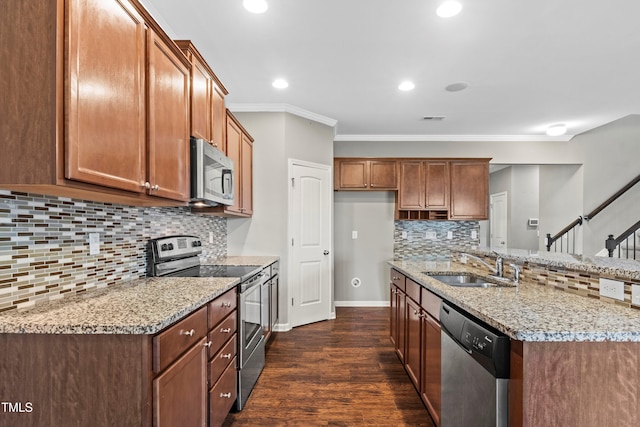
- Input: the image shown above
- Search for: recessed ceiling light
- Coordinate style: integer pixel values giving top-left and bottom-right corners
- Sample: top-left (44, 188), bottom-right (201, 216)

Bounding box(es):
top-left (272, 78), bottom-right (289, 89)
top-left (243, 0), bottom-right (268, 14)
top-left (445, 81), bottom-right (469, 92)
top-left (546, 124), bottom-right (568, 136)
top-left (398, 81), bottom-right (415, 91)
top-left (436, 1), bottom-right (462, 18)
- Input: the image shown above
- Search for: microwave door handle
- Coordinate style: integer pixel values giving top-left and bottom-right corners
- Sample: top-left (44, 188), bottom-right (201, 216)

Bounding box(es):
top-left (222, 169), bottom-right (233, 194)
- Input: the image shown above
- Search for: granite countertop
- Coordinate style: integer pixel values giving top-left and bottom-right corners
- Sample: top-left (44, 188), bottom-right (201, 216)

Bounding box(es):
top-left (0, 256), bottom-right (279, 335)
top-left (389, 260), bottom-right (640, 343)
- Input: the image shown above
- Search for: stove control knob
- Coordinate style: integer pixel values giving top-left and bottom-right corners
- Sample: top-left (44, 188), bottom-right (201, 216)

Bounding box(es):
top-left (192, 240), bottom-right (201, 247)
top-left (161, 244), bottom-right (168, 251)
top-left (167, 243), bottom-right (174, 250)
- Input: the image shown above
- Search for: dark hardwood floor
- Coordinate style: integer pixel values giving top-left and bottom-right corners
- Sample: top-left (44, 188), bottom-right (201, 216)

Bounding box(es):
top-left (223, 307), bottom-right (436, 426)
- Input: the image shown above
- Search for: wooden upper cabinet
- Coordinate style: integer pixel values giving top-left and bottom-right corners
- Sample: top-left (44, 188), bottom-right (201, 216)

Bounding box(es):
top-left (147, 29), bottom-right (191, 202)
top-left (66, 0), bottom-right (147, 193)
top-left (334, 159), bottom-right (397, 190)
top-left (398, 161), bottom-right (448, 210)
top-left (240, 133), bottom-right (254, 215)
top-left (211, 83), bottom-right (227, 152)
top-left (175, 40), bottom-right (228, 152)
top-left (449, 160), bottom-right (489, 220)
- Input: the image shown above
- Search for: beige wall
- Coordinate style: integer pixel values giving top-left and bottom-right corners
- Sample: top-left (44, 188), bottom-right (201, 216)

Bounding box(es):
top-left (226, 112), bottom-right (334, 329)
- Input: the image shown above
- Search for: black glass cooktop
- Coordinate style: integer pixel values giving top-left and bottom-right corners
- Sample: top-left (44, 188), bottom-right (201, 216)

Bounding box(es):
top-left (197, 265), bottom-right (262, 279)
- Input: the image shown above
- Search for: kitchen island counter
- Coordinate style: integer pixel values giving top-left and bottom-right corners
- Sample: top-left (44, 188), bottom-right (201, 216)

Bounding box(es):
top-left (389, 259), bottom-right (640, 342)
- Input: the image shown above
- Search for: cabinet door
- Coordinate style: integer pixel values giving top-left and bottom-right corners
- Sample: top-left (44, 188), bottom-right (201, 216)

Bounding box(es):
top-left (336, 160), bottom-right (368, 189)
top-left (270, 276), bottom-right (279, 335)
top-left (421, 314), bottom-right (441, 426)
top-left (211, 84), bottom-right (226, 152)
top-left (225, 115), bottom-right (242, 214)
top-left (396, 289), bottom-right (406, 363)
top-left (66, 0), bottom-right (146, 193)
top-left (369, 160), bottom-right (397, 189)
top-left (405, 296), bottom-right (421, 388)
top-left (154, 339), bottom-right (207, 427)
top-left (147, 30), bottom-right (190, 202)
top-left (390, 284), bottom-right (399, 347)
top-left (424, 161), bottom-right (449, 209)
top-left (449, 161), bottom-right (489, 219)
top-left (240, 133), bottom-right (253, 215)
top-left (399, 161), bottom-right (423, 209)
top-left (190, 54), bottom-right (211, 141)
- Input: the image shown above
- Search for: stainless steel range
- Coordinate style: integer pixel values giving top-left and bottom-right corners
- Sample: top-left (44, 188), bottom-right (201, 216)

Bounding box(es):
top-left (147, 235), bottom-right (267, 411)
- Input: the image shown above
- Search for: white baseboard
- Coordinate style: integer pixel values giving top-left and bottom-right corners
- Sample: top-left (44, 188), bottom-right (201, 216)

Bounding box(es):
top-left (273, 323), bottom-right (291, 332)
top-left (334, 300), bottom-right (391, 307)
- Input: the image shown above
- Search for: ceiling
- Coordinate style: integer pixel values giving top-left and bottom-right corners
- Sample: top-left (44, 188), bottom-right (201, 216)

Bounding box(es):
top-left (141, 0), bottom-right (640, 142)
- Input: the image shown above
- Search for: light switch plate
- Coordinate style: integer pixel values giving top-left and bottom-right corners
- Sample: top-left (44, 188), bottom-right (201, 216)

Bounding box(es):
top-left (632, 284), bottom-right (640, 306)
top-left (352, 230), bottom-right (358, 239)
top-left (599, 278), bottom-right (624, 301)
top-left (425, 231), bottom-right (437, 240)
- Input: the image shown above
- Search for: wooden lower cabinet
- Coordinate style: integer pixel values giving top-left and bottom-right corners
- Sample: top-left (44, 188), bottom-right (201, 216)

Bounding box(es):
top-left (209, 357), bottom-right (238, 427)
top-left (154, 338), bottom-right (208, 427)
top-left (390, 269), bottom-right (441, 426)
top-left (390, 275), bottom-right (407, 362)
top-left (421, 313), bottom-right (441, 426)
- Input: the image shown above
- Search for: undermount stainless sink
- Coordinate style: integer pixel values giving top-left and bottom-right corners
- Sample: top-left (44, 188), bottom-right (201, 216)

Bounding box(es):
top-left (427, 274), bottom-right (493, 288)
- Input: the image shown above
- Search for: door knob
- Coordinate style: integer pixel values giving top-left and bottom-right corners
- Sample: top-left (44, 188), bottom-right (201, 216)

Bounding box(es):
top-left (323, 250), bottom-right (330, 255)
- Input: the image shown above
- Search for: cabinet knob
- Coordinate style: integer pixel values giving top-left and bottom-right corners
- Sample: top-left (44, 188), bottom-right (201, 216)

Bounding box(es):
top-left (182, 329), bottom-right (195, 337)
top-left (221, 353), bottom-right (232, 359)
top-left (203, 341), bottom-right (213, 348)
top-left (220, 327), bottom-right (232, 333)
top-left (364, 184), bottom-right (368, 188)
top-left (152, 184), bottom-right (160, 191)
top-left (220, 393), bottom-right (232, 399)
top-left (142, 181), bottom-right (151, 189)
top-left (222, 302), bottom-right (232, 308)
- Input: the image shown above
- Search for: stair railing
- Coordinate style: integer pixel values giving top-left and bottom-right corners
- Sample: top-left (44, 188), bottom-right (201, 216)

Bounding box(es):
top-left (546, 173), bottom-right (640, 253)
top-left (605, 220), bottom-right (640, 259)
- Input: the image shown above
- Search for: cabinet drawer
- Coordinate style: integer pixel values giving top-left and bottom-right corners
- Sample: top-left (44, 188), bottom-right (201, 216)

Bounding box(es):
top-left (209, 357), bottom-right (238, 427)
top-left (154, 306), bottom-right (207, 373)
top-left (390, 269), bottom-right (406, 292)
top-left (421, 287), bottom-right (442, 321)
top-left (208, 311), bottom-right (237, 358)
top-left (208, 288), bottom-right (237, 329)
top-left (208, 335), bottom-right (237, 386)
top-left (406, 278), bottom-right (421, 304)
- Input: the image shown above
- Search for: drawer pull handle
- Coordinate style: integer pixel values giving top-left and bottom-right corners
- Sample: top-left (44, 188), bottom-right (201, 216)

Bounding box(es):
top-left (222, 302), bottom-right (232, 308)
top-left (204, 341), bottom-right (213, 348)
top-left (221, 353), bottom-right (232, 359)
top-left (220, 328), bottom-right (232, 333)
top-left (182, 329), bottom-right (195, 337)
top-left (220, 393), bottom-right (232, 398)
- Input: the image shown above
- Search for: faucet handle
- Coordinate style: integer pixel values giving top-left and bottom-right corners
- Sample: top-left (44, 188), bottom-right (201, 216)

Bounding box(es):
top-left (509, 263), bottom-right (521, 283)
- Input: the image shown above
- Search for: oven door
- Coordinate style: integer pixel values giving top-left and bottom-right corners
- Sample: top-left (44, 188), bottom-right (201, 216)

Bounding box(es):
top-left (239, 277), bottom-right (263, 368)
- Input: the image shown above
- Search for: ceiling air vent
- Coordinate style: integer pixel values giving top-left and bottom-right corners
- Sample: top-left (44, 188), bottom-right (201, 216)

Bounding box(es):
top-left (422, 116), bottom-right (445, 121)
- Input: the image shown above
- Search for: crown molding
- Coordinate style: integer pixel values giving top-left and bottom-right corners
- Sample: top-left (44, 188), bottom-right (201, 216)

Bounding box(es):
top-left (333, 134), bottom-right (574, 142)
top-left (226, 103), bottom-right (338, 128)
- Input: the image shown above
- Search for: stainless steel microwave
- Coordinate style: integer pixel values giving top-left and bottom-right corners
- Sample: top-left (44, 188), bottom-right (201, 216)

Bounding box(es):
top-left (190, 137), bottom-right (234, 206)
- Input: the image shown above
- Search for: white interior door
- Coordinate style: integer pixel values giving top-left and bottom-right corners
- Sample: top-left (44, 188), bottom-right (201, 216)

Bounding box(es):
top-left (490, 192), bottom-right (508, 249)
top-left (289, 159), bottom-right (332, 328)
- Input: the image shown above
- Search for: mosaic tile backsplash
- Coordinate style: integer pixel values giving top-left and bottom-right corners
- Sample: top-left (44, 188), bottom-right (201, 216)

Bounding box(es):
top-left (394, 220), bottom-right (480, 260)
top-left (0, 190), bottom-right (226, 312)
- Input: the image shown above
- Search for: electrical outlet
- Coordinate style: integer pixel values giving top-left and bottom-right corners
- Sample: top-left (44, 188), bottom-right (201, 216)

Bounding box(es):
top-left (89, 233), bottom-right (100, 255)
top-left (632, 284), bottom-right (640, 306)
top-left (471, 230), bottom-right (478, 239)
top-left (599, 278), bottom-right (624, 301)
top-left (447, 231), bottom-right (453, 240)
top-left (401, 231), bottom-right (408, 239)
top-left (425, 231), bottom-right (437, 240)
top-left (351, 230), bottom-right (358, 239)
top-left (209, 231), bottom-right (214, 243)
top-left (460, 254), bottom-right (468, 264)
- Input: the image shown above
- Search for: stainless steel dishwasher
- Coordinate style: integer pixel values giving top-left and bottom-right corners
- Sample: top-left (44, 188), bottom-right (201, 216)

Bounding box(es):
top-left (440, 302), bottom-right (510, 427)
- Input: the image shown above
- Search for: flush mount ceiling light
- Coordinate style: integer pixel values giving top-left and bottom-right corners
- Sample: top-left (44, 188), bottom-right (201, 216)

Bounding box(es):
top-left (272, 78), bottom-right (289, 89)
top-left (546, 124), bottom-right (568, 136)
top-left (436, 1), bottom-right (462, 18)
top-left (398, 81), bottom-right (415, 91)
top-left (445, 81), bottom-right (469, 92)
top-left (243, 0), bottom-right (268, 14)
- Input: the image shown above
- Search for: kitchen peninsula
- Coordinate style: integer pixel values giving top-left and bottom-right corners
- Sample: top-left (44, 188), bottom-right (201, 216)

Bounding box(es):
top-left (390, 248), bottom-right (640, 427)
